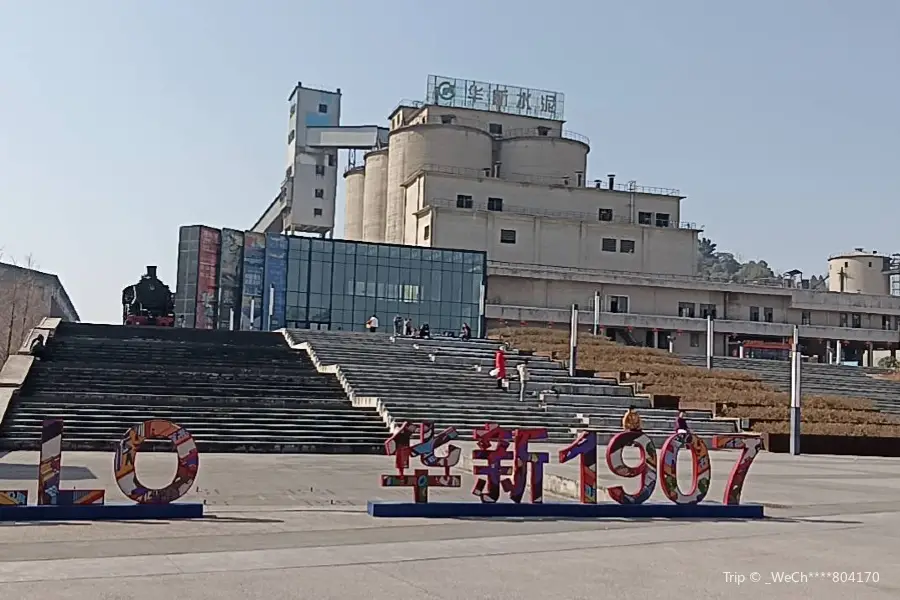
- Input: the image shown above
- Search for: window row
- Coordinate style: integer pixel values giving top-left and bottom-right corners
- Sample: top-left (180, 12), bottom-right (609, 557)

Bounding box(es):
top-left (598, 208), bottom-right (671, 228)
top-left (456, 194), bottom-right (503, 211)
top-left (288, 102), bottom-right (329, 117)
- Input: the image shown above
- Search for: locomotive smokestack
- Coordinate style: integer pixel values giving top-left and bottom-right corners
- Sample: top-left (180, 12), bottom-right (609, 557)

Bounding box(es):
top-left (146, 266), bottom-right (157, 278)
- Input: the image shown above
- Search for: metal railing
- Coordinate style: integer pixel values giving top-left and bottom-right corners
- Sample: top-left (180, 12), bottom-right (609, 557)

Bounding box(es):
top-left (426, 197), bottom-right (696, 230)
top-left (488, 260), bottom-right (806, 289)
top-left (501, 128), bottom-right (590, 145)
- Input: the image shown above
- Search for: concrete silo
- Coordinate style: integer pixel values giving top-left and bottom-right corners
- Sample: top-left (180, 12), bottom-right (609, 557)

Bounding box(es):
top-left (361, 149), bottom-right (389, 242)
top-left (384, 119), bottom-right (494, 244)
top-left (828, 249), bottom-right (891, 295)
top-left (498, 129), bottom-right (589, 184)
top-left (342, 166), bottom-right (365, 240)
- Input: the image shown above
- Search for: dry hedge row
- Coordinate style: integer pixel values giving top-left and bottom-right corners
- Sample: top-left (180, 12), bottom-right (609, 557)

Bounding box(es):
top-left (491, 327), bottom-right (900, 436)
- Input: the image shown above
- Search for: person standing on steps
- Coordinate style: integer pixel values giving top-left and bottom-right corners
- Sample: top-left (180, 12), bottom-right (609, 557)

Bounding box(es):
top-left (393, 314), bottom-right (403, 336)
top-left (516, 360), bottom-right (530, 402)
top-left (675, 410), bottom-right (691, 436)
top-left (365, 314), bottom-right (379, 333)
top-left (460, 322), bottom-right (471, 341)
top-left (492, 345), bottom-right (507, 389)
top-left (403, 318), bottom-right (413, 336)
top-left (622, 406), bottom-right (642, 431)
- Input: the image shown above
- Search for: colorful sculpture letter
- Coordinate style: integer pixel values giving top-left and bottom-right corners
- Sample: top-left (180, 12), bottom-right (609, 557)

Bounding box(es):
top-left (114, 419), bottom-right (199, 504)
top-left (471, 423), bottom-right (513, 503)
top-left (39, 419), bottom-right (105, 505)
top-left (659, 433), bottom-right (711, 505)
top-left (558, 430), bottom-right (598, 504)
top-left (507, 428), bottom-right (549, 504)
top-left (713, 435), bottom-right (762, 505)
top-left (381, 421), bottom-right (462, 502)
top-left (605, 430), bottom-right (658, 504)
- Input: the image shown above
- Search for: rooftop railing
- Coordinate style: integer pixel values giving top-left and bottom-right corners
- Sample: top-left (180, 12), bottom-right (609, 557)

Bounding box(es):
top-left (426, 197), bottom-right (698, 230)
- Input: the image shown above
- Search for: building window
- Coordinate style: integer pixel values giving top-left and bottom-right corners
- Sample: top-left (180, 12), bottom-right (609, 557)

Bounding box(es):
top-left (655, 213), bottom-right (670, 227)
top-left (598, 208), bottom-right (613, 222)
top-left (638, 211), bottom-right (652, 225)
top-left (802, 311), bottom-right (811, 325)
top-left (456, 194), bottom-right (473, 209)
top-left (700, 303), bottom-right (717, 319)
top-left (423, 225), bottom-right (430, 240)
top-left (690, 332), bottom-right (700, 347)
top-left (314, 188), bottom-right (324, 198)
top-left (318, 103), bottom-right (328, 113)
top-left (619, 240), bottom-right (635, 253)
top-left (489, 123), bottom-right (502, 135)
top-left (315, 165), bottom-right (326, 176)
top-left (287, 130), bottom-right (295, 144)
top-left (851, 313), bottom-right (861, 328)
top-left (678, 302), bottom-right (696, 318)
top-left (763, 307), bottom-right (773, 322)
top-left (313, 208), bottom-right (323, 217)
top-left (285, 165), bottom-right (293, 178)
top-left (500, 229), bottom-right (516, 244)
top-left (487, 197), bottom-right (503, 211)
top-left (609, 295), bottom-right (629, 313)
top-left (440, 114), bottom-right (456, 124)
top-left (840, 312), bottom-right (848, 327)
top-left (883, 315), bottom-right (891, 330)
top-left (328, 154), bottom-right (336, 167)
top-left (601, 238), bottom-right (617, 252)
top-left (749, 306), bottom-right (760, 321)
top-left (289, 104), bottom-right (296, 116)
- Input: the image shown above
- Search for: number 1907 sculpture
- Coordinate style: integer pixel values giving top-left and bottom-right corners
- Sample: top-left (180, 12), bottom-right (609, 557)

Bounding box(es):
top-left (372, 421), bottom-right (763, 518)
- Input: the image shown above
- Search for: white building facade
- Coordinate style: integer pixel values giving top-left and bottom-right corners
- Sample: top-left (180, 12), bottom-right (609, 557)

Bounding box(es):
top-left (335, 75), bottom-right (900, 364)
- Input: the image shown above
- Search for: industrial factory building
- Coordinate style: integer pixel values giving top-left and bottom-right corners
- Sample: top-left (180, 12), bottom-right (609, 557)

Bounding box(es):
top-left (243, 75), bottom-right (900, 364)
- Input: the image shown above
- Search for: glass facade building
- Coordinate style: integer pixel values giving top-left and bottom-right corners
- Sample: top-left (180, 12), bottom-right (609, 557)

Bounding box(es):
top-left (175, 226), bottom-right (487, 335)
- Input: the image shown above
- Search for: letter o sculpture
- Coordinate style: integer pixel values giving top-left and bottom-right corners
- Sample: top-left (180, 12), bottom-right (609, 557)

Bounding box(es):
top-left (659, 432), bottom-right (711, 505)
top-left (114, 419), bottom-right (200, 504)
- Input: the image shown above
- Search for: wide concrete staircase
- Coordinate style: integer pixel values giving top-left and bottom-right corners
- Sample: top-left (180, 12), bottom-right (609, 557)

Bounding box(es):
top-left (679, 355), bottom-right (900, 415)
top-left (287, 330), bottom-right (741, 444)
top-left (0, 322), bottom-right (386, 453)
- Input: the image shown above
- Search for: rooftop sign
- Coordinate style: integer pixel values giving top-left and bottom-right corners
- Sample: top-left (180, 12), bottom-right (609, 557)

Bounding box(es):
top-left (426, 75), bottom-right (565, 120)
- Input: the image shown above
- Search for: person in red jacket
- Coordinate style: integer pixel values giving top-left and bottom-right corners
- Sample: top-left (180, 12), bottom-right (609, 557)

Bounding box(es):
top-left (493, 346), bottom-right (507, 389)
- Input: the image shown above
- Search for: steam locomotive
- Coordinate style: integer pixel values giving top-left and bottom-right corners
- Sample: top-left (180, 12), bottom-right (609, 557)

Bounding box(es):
top-left (122, 266), bottom-right (176, 327)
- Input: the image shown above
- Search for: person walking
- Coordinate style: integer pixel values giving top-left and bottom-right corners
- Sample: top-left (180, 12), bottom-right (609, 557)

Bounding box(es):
top-left (622, 406), bottom-right (642, 431)
top-left (365, 314), bottom-right (379, 333)
top-left (492, 346), bottom-right (507, 389)
top-left (675, 410), bottom-right (691, 436)
top-left (516, 360), bottom-right (530, 402)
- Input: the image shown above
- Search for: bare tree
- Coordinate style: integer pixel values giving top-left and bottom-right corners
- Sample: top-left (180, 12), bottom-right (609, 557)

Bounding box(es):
top-left (0, 251), bottom-right (46, 364)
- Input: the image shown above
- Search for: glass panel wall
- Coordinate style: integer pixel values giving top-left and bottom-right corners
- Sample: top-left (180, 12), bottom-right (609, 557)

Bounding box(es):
top-left (284, 238), bottom-right (486, 335)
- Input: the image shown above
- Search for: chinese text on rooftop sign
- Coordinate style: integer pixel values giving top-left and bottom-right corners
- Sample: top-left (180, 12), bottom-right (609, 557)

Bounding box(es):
top-left (426, 75), bottom-right (565, 120)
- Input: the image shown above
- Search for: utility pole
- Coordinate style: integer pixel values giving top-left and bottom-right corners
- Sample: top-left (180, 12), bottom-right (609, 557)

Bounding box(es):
top-left (569, 304), bottom-right (579, 377)
top-left (790, 325), bottom-right (802, 455)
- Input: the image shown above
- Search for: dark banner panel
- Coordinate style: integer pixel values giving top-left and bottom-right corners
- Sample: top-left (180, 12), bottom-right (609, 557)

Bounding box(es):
top-left (263, 234), bottom-right (288, 330)
top-left (195, 227), bottom-right (221, 330)
top-left (217, 229), bottom-right (244, 330)
top-left (175, 226), bottom-right (201, 328)
top-left (240, 232), bottom-right (266, 330)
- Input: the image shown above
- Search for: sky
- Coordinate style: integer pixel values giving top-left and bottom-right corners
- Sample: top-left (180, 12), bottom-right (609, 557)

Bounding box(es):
top-left (1, 0), bottom-right (899, 323)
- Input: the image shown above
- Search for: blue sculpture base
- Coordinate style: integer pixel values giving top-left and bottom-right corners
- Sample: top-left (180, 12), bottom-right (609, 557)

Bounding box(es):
top-left (367, 501), bottom-right (764, 519)
top-left (0, 503), bottom-right (205, 522)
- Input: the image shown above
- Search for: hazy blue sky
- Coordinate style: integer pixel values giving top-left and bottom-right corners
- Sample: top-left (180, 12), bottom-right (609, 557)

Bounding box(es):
top-left (2, 0), bottom-right (898, 323)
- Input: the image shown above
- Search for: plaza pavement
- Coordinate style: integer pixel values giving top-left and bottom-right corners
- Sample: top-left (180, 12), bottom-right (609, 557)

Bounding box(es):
top-left (0, 448), bottom-right (898, 599)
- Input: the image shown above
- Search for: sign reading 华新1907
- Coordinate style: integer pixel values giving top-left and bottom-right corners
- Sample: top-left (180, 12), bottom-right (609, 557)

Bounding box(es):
top-left (426, 75), bottom-right (565, 120)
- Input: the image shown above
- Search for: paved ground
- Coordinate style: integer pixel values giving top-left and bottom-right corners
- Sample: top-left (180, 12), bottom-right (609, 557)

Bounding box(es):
top-left (1, 448), bottom-right (898, 599)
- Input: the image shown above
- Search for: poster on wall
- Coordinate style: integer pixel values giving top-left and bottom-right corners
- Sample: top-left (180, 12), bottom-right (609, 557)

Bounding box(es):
top-left (195, 227), bottom-right (221, 330)
top-left (240, 232), bottom-right (266, 330)
top-left (263, 233), bottom-right (288, 331)
top-left (217, 229), bottom-right (244, 330)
